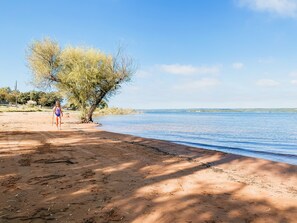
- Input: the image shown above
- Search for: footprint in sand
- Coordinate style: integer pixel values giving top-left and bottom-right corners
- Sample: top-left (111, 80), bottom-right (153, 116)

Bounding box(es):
top-left (81, 169), bottom-right (96, 178)
top-left (1, 175), bottom-right (22, 187)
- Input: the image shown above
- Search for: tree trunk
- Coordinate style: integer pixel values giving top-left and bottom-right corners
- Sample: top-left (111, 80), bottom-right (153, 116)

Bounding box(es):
top-left (86, 104), bottom-right (97, 122)
top-left (84, 92), bottom-right (107, 123)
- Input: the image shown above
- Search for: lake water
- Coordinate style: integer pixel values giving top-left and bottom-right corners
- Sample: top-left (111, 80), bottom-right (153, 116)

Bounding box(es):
top-left (94, 110), bottom-right (297, 165)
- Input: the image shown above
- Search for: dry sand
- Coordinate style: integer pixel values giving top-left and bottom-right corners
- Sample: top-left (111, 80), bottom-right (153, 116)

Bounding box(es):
top-left (0, 112), bottom-right (296, 223)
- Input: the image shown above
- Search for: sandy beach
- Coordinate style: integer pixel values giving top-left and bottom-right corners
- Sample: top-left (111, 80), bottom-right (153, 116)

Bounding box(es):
top-left (0, 112), bottom-right (297, 223)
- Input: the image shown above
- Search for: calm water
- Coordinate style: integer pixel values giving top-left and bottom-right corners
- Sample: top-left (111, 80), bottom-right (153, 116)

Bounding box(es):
top-left (94, 110), bottom-right (297, 165)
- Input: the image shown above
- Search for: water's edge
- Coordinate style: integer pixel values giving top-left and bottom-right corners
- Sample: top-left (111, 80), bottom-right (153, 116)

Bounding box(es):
top-left (95, 111), bottom-right (297, 165)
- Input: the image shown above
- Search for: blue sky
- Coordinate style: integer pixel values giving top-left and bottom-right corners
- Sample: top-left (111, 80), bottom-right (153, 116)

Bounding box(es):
top-left (1, 0), bottom-right (297, 108)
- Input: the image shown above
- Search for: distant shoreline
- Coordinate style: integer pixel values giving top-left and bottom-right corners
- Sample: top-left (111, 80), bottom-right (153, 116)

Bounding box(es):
top-left (2, 104), bottom-right (297, 113)
top-left (137, 108), bottom-right (297, 113)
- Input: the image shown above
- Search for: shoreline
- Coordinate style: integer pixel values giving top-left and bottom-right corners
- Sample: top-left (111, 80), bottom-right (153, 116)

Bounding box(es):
top-left (97, 125), bottom-right (297, 166)
top-left (95, 129), bottom-right (297, 183)
top-left (97, 124), bottom-right (297, 166)
top-left (95, 111), bottom-right (297, 166)
top-left (1, 112), bottom-right (297, 222)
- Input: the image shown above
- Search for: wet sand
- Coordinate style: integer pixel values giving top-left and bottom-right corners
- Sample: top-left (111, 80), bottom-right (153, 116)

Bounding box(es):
top-left (0, 112), bottom-right (297, 223)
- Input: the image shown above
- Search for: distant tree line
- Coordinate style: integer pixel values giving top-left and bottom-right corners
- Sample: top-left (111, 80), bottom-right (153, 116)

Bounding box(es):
top-left (0, 87), bottom-right (63, 107)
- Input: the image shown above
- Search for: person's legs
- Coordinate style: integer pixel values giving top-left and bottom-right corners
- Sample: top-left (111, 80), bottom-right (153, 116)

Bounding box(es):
top-left (55, 116), bottom-right (59, 129)
top-left (59, 117), bottom-right (62, 129)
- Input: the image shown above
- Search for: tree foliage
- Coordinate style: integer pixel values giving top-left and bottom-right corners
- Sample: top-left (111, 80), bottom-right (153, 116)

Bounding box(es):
top-left (0, 88), bottom-right (19, 104)
top-left (38, 92), bottom-right (62, 107)
top-left (6, 91), bottom-right (18, 104)
top-left (27, 38), bottom-right (135, 122)
top-left (0, 87), bottom-right (11, 103)
top-left (0, 87), bottom-right (62, 107)
top-left (17, 92), bottom-right (31, 104)
top-left (27, 38), bottom-right (61, 88)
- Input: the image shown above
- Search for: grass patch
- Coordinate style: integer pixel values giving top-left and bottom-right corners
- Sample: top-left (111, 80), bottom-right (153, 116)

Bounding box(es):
top-left (94, 107), bottom-right (137, 116)
top-left (0, 105), bottom-right (48, 112)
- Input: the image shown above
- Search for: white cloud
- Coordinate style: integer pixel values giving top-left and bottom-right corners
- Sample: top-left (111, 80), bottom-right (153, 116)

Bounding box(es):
top-left (256, 79), bottom-right (280, 87)
top-left (232, 62), bottom-right (244, 69)
top-left (237, 0), bottom-right (297, 18)
top-left (135, 70), bottom-right (150, 78)
top-left (160, 64), bottom-right (219, 75)
top-left (173, 78), bottom-right (220, 90)
top-left (258, 58), bottom-right (274, 64)
top-left (290, 79), bottom-right (297, 84)
top-left (289, 71), bottom-right (297, 77)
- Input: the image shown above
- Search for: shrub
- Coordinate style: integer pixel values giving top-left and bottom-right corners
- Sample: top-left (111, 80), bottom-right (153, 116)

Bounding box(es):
top-left (27, 100), bottom-right (37, 107)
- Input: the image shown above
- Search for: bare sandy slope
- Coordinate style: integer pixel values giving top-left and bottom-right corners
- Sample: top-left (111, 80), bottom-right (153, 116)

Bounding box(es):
top-left (0, 112), bottom-right (296, 223)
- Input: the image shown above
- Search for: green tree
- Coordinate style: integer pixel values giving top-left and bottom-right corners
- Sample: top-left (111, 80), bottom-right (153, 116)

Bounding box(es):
top-left (27, 38), bottom-right (135, 122)
top-left (0, 87), bottom-right (11, 103)
top-left (38, 92), bottom-right (63, 107)
top-left (17, 92), bottom-right (31, 104)
top-left (6, 90), bottom-right (19, 104)
top-left (98, 100), bottom-right (108, 109)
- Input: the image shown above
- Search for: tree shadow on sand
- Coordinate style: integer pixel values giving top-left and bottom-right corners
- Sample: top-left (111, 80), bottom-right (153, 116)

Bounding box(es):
top-left (0, 130), bottom-right (296, 223)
